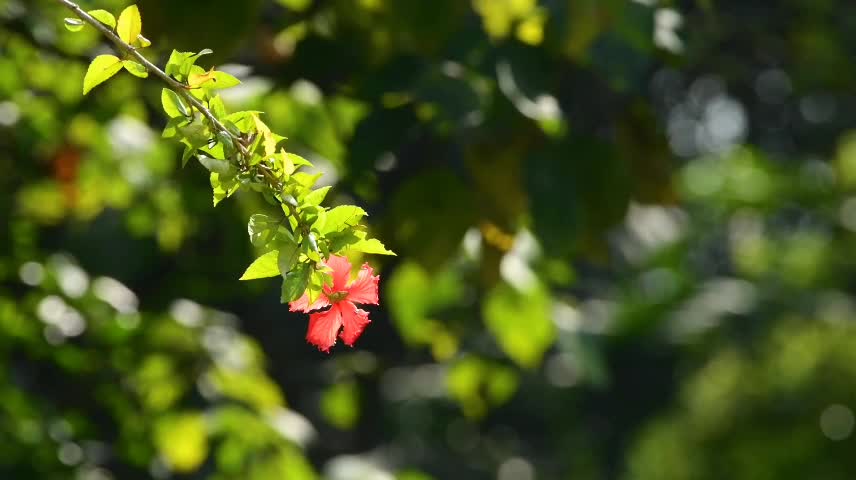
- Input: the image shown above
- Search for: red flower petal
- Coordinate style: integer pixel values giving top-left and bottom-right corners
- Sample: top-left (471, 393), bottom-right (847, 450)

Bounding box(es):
top-left (324, 255), bottom-right (352, 292)
top-left (345, 262), bottom-right (379, 305)
top-left (305, 304), bottom-right (342, 353)
top-left (289, 291), bottom-right (331, 313)
top-left (338, 300), bottom-right (371, 346)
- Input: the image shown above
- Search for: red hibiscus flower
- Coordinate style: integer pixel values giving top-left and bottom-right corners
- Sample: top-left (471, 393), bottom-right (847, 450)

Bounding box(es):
top-left (289, 255), bottom-right (379, 352)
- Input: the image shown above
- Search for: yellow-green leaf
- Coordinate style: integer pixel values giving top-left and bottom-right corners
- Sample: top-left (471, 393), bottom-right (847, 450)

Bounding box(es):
top-left (83, 55), bottom-right (123, 94)
top-left (161, 88), bottom-right (190, 118)
top-left (188, 69), bottom-right (241, 90)
top-left (252, 114), bottom-right (277, 156)
top-left (154, 413), bottom-right (208, 473)
top-left (116, 5), bottom-right (141, 45)
top-left (87, 9), bottom-right (116, 29)
top-left (350, 237), bottom-right (396, 255)
top-left (137, 34), bottom-right (152, 47)
top-left (239, 250), bottom-right (280, 280)
top-left (483, 282), bottom-right (555, 369)
top-left (122, 60), bottom-right (148, 78)
top-left (63, 18), bottom-right (84, 32)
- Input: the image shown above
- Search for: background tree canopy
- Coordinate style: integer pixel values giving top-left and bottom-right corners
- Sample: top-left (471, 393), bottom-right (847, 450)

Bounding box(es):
top-left (3, 0), bottom-right (856, 478)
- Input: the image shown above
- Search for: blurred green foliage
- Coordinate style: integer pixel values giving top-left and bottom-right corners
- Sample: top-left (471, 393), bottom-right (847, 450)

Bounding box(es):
top-left (5, 0), bottom-right (856, 478)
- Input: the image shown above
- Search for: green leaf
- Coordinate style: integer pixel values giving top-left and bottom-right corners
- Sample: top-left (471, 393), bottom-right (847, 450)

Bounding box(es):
top-left (154, 413), bottom-right (208, 473)
top-left (161, 88), bottom-right (190, 118)
top-left (320, 381), bottom-right (360, 430)
top-left (209, 95), bottom-right (227, 119)
top-left (198, 155), bottom-right (234, 175)
top-left (281, 262), bottom-right (310, 303)
top-left (122, 60), bottom-right (148, 78)
top-left (350, 237), bottom-right (396, 255)
top-left (321, 205), bottom-right (367, 234)
top-left (308, 268), bottom-right (333, 304)
top-left (165, 50), bottom-right (193, 79)
top-left (116, 5), bottom-right (141, 45)
top-left (137, 34), bottom-right (152, 47)
top-left (181, 144), bottom-right (195, 167)
top-left (208, 71), bottom-right (242, 90)
top-left (211, 172), bottom-right (240, 206)
top-left (483, 282), bottom-right (555, 369)
top-left (292, 172), bottom-right (322, 189)
top-left (239, 250), bottom-right (280, 280)
top-left (277, 240), bottom-right (300, 278)
top-left (327, 229), bottom-right (362, 252)
top-left (87, 9), bottom-right (116, 29)
top-left (188, 69), bottom-right (242, 91)
top-left (162, 117), bottom-right (188, 139)
top-left (286, 152), bottom-right (312, 168)
top-left (248, 214), bottom-right (280, 247)
top-left (304, 186), bottom-right (331, 206)
top-left (83, 55), bottom-right (123, 94)
top-left (225, 110), bottom-right (263, 131)
top-left (64, 18), bottom-right (84, 32)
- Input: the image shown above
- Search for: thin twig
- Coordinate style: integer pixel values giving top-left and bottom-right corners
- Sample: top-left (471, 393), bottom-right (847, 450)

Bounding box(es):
top-left (56, 0), bottom-right (231, 140)
top-left (55, 0), bottom-right (312, 238)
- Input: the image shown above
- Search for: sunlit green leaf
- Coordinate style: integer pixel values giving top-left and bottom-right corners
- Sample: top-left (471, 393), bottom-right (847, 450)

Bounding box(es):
top-left (161, 88), bottom-right (190, 118)
top-left (350, 238), bottom-right (395, 255)
top-left (122, 60), bottom-right (148, 78)
top-left (483, 282), bottom-right (555, 368)
top-left (64, 18), bottom-right (84, 32)
top-left (116, 5), bottom-right (141, 45)
top-left (83, 55), bottom-right (123, 94)
top-left (239, 250), bottom-right (280, 280)
top-left (320, 205), bottom-right (366, 235)
top-left (87, 9), bottom-right (116, 29)
top-left (154, 413), bottom-right (208, 473)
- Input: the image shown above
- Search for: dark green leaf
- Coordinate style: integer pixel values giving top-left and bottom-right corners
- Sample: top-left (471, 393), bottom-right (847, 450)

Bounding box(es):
top-left (281, 262), bottom-right (310, 303)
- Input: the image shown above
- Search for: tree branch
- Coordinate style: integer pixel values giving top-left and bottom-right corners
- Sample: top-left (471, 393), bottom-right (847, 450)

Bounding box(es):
top-left (55, 0), bottom-right (233, 143)
top-left (54, 0), bottom-right (313, 235)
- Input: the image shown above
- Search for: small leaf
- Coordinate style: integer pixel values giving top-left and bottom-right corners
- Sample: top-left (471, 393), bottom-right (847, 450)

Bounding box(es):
top-left (239, 250), bottom-right (280, 280)
top-left (278, 241), bottom-right (300, 278)
top-left (64, 18), bottom-right (85, 32)
top-left (286, 152), bottom-right (312, 168)
top-left (209, 71), bottom-right (242, 89)
top-left (181, 145), bottom-right (195, 167)
top-left (304, 186), bottom-right (331, 206)
top-left (198, 155), bottom-right (234, 175)
top-left (350, 237), bottom-right (396, 255)
top-left (211, 172), bottom-right (240, 206)
top-left (248, 214), bottom-right (280, 247)
top-left (281, 263), bottom-right (310, 303)
top-left (252, 114), bottom-right (277, 156)
top-left (122, 60), bottom-right (148, 78)
top-left (83, 55), bottom-right (123, 94)
top-left (137, 34), bottom-right (152, 47)
top-left (165, 50), bottom-right (193, 79)
top-left (161, 89), bottom-right (189, 118)
top-left (321, 205), bottom-right (367, 234)
top-left (116, 5), bottom-right (142, 45)
top-left (209, 95), bottom-right (227, 119)
top-left (87, 10), bottom-right (116, 29)
top-left (216, 131), bottom-right (236, 157)
top-left (189, 69), bottom-right (241, 90)
top-left (161, 117), bottom-right (188, 139)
